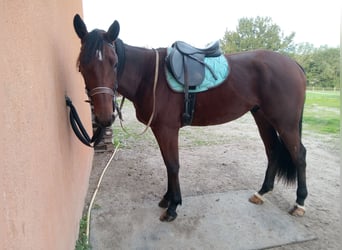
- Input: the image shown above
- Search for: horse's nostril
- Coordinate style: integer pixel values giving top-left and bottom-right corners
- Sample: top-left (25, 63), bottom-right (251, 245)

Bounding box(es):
top-left (95, 114), bottom-right (115, 127)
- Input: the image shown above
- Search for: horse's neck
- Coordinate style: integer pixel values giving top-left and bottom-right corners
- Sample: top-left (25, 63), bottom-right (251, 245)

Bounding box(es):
top-left (118, 44), bottom-right (157, 102)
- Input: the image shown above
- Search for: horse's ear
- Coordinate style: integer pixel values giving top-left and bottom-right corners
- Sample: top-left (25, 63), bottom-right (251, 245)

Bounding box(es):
top-left (106, 20), bottom-right (120, 42)
top-left (73, 14), bottom-right (88, 40)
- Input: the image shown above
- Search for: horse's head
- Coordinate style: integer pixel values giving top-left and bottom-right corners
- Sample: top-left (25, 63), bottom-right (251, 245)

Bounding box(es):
top-left (73, 14), bottom-right (120, 127)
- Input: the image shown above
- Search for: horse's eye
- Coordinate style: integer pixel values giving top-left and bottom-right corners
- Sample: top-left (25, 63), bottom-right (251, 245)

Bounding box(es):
top-left (114, 62), bottom-right (118, 70)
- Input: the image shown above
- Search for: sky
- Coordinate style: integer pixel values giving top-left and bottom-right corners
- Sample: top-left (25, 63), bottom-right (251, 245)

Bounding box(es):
top-left (82, 0), bottom-right (340, 48)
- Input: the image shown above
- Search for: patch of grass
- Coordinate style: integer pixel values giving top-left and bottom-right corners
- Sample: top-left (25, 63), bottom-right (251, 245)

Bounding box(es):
top-left (305, 91), bottom-right (340, 107)
top-left (303, 91), bottom-right (340, 134)
top-left (112, 125), bottom-right (131, 147)
top-left (111, 100), bottom-right (158, 148)
top-left (112, 123), bottom-right (156, 149)
top-left (75, 215), bottom-right (91, 250)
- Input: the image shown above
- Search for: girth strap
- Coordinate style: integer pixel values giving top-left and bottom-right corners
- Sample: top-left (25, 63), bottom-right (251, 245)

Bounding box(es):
top-left (182, 56), bottom-right (196, 126)
top-left (182, 92), bottom-right (196, 126)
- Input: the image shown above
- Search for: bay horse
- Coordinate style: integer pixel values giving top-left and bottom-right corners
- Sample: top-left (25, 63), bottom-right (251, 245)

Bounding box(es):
top-left (73, 14), bottom-right (307, 222)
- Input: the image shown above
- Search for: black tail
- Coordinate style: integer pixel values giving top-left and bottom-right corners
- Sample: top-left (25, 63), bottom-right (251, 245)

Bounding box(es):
top-left (275, 139), bottom-right (297, 185)
top-left (276, 106), bottom-right (304, 185)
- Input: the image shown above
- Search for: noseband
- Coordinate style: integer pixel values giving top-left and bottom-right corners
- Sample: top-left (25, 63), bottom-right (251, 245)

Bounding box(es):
top-left (88, 86), bottom-right (115, 97)
top-left (86, 86), bottom-right (118, 119)
top-left (86, 86), bottom-right (118, 117)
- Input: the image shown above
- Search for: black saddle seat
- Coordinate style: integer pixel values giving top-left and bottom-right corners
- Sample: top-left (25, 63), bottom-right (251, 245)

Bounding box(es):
top-left (174, 40), bottom-right (221, 57)
top-left (166, 41), bottom-right (222, 87)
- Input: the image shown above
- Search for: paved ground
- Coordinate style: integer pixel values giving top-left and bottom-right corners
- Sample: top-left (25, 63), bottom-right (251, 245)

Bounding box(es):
top-left (89, 190), bottom-right (316, 249)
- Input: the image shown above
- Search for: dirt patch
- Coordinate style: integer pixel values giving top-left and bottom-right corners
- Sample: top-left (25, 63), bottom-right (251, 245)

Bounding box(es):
top-left (85, 103), bottom-right (340, 249)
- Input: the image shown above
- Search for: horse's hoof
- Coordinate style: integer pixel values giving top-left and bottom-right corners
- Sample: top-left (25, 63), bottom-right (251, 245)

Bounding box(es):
top-left (159, 210), bottom-right (177, 222)
top-left (289, 205), bottom-right (305, 216)
top-left (249, 193), bottom-right (264, 205)
top-left (158, 198), bottom-right (169, 208)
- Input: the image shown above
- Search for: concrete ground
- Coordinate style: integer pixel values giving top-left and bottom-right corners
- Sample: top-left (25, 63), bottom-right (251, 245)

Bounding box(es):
top-left (89, 190), bottom-right (316, 250)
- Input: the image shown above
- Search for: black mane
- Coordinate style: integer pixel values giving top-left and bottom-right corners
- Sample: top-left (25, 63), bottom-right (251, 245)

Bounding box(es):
top-left (114, 38), bottom-right (125, 79)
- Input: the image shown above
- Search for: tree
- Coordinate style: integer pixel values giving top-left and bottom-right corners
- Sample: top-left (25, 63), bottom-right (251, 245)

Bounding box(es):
top-left (220, 16), bottom-right (296, 54)
top-left (220, 16), bottom-right (340, 88)
top-left (295, 46), bottom-right (340, 88)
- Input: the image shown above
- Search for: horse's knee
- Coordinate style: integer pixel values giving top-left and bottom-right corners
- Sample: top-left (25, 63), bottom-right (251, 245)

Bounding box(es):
top-left (166, 164), bottom-right (180, 175)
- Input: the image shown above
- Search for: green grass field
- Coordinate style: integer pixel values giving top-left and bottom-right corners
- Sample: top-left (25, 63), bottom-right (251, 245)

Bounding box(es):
top-left (303, 91), bottom-right (340, 134)
top-left (113, 91), bottom-right (341, 137)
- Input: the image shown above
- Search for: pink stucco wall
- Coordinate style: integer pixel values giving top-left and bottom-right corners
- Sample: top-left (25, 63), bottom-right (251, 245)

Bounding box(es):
top-left (0, 1), bottom-right (94, 249)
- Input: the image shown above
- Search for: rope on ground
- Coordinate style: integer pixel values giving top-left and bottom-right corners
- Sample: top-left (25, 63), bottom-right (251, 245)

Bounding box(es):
top-left (86, 142), bottom-right (121, 244)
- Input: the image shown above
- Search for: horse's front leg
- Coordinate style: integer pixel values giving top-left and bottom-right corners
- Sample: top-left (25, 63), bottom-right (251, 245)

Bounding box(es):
top-left (152, 126), bottom-right (181, 222)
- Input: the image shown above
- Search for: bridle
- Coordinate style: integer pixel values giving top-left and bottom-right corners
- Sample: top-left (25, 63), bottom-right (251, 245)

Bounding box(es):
top-left (86, 85), bottom-right (121, 122)
top-left (86, 42), bottom-right (118, 99)
top-left (67, 40), bottom-right (159, 147)
top-left (66, 42), bottom-right (119, 148)
top-left (87, 86), bottom-right (115, 98)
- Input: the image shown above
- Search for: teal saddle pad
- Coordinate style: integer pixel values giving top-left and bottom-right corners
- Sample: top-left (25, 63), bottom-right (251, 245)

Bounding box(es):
top-left (165, 48), bottom-right (230, 93)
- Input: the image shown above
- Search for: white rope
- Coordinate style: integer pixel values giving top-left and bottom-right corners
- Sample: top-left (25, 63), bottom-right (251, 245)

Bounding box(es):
top-left (119, 49), bottom-right (159, 136)
top-left (85, 142), bottom-right (121, 244)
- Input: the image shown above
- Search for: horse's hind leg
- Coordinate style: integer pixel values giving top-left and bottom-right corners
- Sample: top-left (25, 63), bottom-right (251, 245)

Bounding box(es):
top-left (250, 110), bottom-right (308, 216)
top-left (249, 111), bottom-right (281, 204)
top-left (279, 131), bottom-right (307, 216)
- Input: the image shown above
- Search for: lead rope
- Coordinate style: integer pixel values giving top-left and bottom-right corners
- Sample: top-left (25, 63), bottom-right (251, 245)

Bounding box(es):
top-left (65, 96), bottom-right (105, 147)
top-left (119, 49), bottom-right (159, 135)
top-left (85, 141), bottom-right (120, 244)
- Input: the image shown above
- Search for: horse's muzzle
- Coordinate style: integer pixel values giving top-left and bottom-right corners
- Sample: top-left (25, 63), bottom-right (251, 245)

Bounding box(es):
top-left (95, 113), bottom-right (115, 127)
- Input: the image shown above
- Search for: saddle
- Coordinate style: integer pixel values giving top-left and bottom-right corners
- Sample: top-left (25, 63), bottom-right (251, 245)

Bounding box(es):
top-left (166, 41), bottom-right (222, 86)
top-left (165, 41), bottom-right (222, 125)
